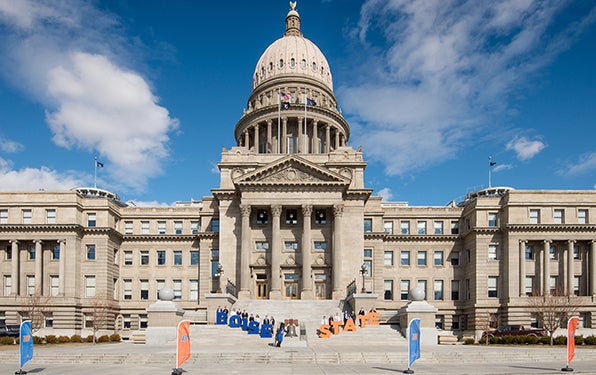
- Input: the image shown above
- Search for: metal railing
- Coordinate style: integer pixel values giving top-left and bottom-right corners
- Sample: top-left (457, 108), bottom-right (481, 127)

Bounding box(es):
top-left (346, 279), bottom-right (357, 299)
top-left (226, 279), bottom-right (238, 297)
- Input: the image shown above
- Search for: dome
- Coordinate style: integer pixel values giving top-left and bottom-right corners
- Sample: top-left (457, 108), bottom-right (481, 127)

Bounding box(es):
top-left (252, 6), bottom-right (333, 91)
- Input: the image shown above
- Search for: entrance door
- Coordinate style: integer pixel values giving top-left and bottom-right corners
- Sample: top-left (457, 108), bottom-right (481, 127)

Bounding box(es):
top-left (315, 282), bottom-right (326, 299)
top-left (257, 281), bottom-right (268, 299)
top-left (284, 282), bottom-right (298, 299)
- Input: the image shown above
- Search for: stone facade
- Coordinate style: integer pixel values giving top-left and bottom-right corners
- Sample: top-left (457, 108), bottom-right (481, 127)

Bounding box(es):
top-left (0, 5), bottom-right (594, 337)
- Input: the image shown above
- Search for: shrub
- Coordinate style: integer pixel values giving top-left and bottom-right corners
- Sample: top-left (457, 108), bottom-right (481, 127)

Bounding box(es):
top-left (500, 335), bottom-right (514, 345)
top-left (511, 335), bottom-right (525, 345)
top-left (464, 338), bottom-right (475, 345)
top-left (45, 335), bottom-right (58, 344)
top-left (539, 336), bottom-right (550, 345)
top-left (109, 333), bottom-right (121, 342)
top-left (33, 336), bottom-right (43, 345)
top-left (57, 335), bottom-right (70, 344)
top-left (85, 335), bottom-right (95, 343)
top-left (97, 335), bottom-right (110, 343)
top-left (584, 335), bottom-right (596, 345)
top-left (0, 336), bottom-right (14, 345)
top-left (489, 337), bottom-right (498, 344)
top-left (574, 335), bottom-right (584, 346)
top-left (525, 335), bottom-right (539, 345)
top-left (70, 335), bottom-right (83, 343)
top-left (553, 336), bottom-right (566, 345)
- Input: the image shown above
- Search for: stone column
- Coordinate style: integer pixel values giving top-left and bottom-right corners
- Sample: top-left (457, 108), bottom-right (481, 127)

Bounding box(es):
top-left (591, 241), bottom-right (596, 296)
top-left (266, 119), bottom-right (272, 153)
top-left (301, 205), bottom-right (313, 298)
top-left (254, 124), bottom-right (260, 153)
top-left (567, 240), bottom-right (575, 296)
top-left (281, 118), bottom-right (288, 154)
top-left (325, 125), bottom-right (330, 153)
top-left (10, 240), bottom-right (19, 296)
top-left (244, 130), bottom-right (250, 150)
top-left (239, 204), bottom-right (251, 299)
top-left (270, 205), bottom-right (282, 299)
top-left (519, 240), bottom-right (526, 297)
top-left (34, 240), bottom-right (43, 295)
top-left (543, 240), bottom-right (551, 295)
top-left (58, 239), bottom-right (66, 296)
top-left (334, 128), bottom-right (340, 149)
top-left (312, 120), bottom-right (319, 153)
top-left (297, 116), bottom-right (304, 153)
top-left (332, 204), bottom-right (344, 298)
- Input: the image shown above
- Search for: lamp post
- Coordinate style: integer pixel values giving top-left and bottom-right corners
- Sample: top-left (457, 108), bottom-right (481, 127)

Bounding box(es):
top-left (216, 263), bottom-right (224, 293)
top-left (359, 263), bottom-right (367, 293)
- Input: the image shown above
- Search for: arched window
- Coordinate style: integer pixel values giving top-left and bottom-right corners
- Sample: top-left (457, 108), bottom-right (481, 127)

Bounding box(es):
top-left (290, 58), bottom-right (295, 68)
top-left (301, 59), bottom-right (306, 69)
top-left (312, 62), bottom-right (317, 70)
top-left (279, 59), bottom-right (284, 68)
top-left (269, 62), bottom-right (273, 70)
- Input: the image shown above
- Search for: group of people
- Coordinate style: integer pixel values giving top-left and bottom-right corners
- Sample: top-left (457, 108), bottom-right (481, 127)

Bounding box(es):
top-left (321, 307), bottom-right (378, 328)
top-left (215, 306), bottom-right (287, 347)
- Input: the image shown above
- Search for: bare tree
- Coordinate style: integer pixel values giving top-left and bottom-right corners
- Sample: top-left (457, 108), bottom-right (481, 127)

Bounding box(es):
top-left (527, 290), bottom-right (576, 346)
top-left (89, 298), bottom-right (114, 343)
top-left (24, 292), bottom-right (50, 334)
top-left (476, 311), bottom-right (495, 345)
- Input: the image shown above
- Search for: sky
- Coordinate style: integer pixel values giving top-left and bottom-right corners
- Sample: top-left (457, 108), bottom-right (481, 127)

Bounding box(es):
top-left (0, 0), bottom-right (595, 207)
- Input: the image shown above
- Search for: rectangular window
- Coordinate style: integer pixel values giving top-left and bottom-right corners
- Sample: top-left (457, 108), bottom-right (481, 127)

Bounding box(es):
top-left (211, 249), bottom-right (220, 277)
top-left (286, 209), bottom-right (298, 225)
top-left (85, 314), bottom-right (93, 329)
top-left (554, 209), bottom-right (564, 224)
top-left (525, 276), bottom-right (534, 296)
top-left (400, 280), bottom-right (410, 300)
top-left (363, 218), bottom-right (372, 233)
top-left (0, 209), bottom-right (7, 224)
top-left (48, 245), bottom-right (58, 260)
top-left (124, 221), bottom-right (133, 234)
top-left (87, 213), bottom-right (96, 227)
top-left (173, 251), bottom-right (182, 266)
top-left (190, 279), bottom-right (199, 301)
top-left (139, 314), bottom-right (148, 329)
top-left (140, 251), bottom-right (149, 265)
top-left (549, 245), bottom-right (557, 260)
top-left (488, 212), bottom-right (498, 227)
top-left (156, 280), bottom-right (165, 299)
top-left (488, 276), bottom-right (498, 298)
top-left (284, 241), bottom-right (298, 251)
top-left (363, 249), bottom-right (372, 258)
top-left (417, 221), bottom-right (426, 235)
top-left (451, 251), bottom-right (460, 266)
top-left (3, 276), bottom-right (11, 295)
top-left (435, 315), bottom-right (444, 330)
top-left (86, 244), bottom-right (96, 260)
top-left (383, 251), bottom-right (393, 266)
top-left (256, 210), bottom-right (269, 225)
top-left (50, 275), bottom-right (59, 297)
top-left (573, 245), bottom-right (580, 260)
top-left (141, 221), bottom-right (150, 234)
top-left (525, 245), bottom-right (534, 260)
top-left (45, 313), bottom-right (53, 328)
top-left (123, 279), bottom-right (132, 300)
top-left (450, 221), bottom-right (459, 234)
top-left (256, 241), bottom-right (269, 251)
top-left (488, 245), bottom-right (498, 261)
top-left (434, 251), bottom-right (444, 266)
top-left (313, 241), bottom-right (327, 251)
top-left (417, 280), bottom-right (427, 297)
top-left (4, 245), bottom-right (10, 260)
top-left (190, 251), bottom-right (199, 265)
top-left (173, 279), bottom-right (182, 300)
top-left (157, 251), bottom-right (166, 265)
top-left (287, 136), bottom-right (298, 153)
top-left (85, 276), bottom-right (96, 298)
top-left (190, 220), bottom-right (200, 234)
top-left (46, 209), bottom-right (56, 224)
top-left (28, 245), bottom-right (35, 260)
top-left (140, 279), bottom-right (149, 300)
top-left (123, 314), bottom-right (131, 329)
top-left (400, 221), bottom-right (410, 235)
top-left (314, 209), bottom-right (327, 225)
top-left (383, 221), bottom-right (393, 234)
top-left (529, 209), bottom-right (540, 224)
top-left (433, 221), bottom-right (443, 235)
top-left (384, 280), bottom-right (393, 300)
top-left (363, 260), bottom-right (372, 277)
top-left (549, 276), bottom-right (557, 295)
top-left (211, 219), bottom-right (219, 232)
top-left (400, 251), bottom-right (410, 266)
top-left (157, 221), bottom-right (166, 235)
top-left (124, 251), bottom-right (133, 265)
top-left (27, 275), bottom-right (35, 296)
top-left (434, 280), bottom-right (444, 300)
top-left (451, 280), bottom-right (460, 300)
top-left (577, 209), bottom-right (588, 224)
top-left (174, 221), bottom-right (183, 234)
top-left (22, 209), bottom-right (32, 224)
top-left (452, 315), bottom-right (460, 330)
top-left (574, 276), bottom-right (580, 296)
top-left (417, 251), bottom-right (427, 266)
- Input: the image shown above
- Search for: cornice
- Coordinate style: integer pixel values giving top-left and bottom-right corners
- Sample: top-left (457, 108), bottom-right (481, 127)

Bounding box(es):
top-left (505, 224), bottom-right (596, 233)
top-left (123, 234), bottom-right (206, 242)
top-left (366, 232), bottom-right (460, 243)
top-left (0, 224), bottom-right (83, 234)
top-left (344, 189), bottom-right (373, 201)
top-left (211, 189), bottom-right (238, 201)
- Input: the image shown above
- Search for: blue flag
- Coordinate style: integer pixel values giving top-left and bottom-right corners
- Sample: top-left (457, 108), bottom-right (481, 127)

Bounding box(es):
top-left (408, 318), bottom-right (420, 368)
top-left (19, 321), bottom-right (33, 369)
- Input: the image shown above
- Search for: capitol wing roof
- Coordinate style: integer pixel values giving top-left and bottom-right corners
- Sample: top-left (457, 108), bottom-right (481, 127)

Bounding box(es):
top-left (234, 155), bottom-right (350, 188)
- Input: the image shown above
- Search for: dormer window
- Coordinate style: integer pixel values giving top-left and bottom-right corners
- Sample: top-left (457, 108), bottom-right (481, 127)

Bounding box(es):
top-left (257, 210), bottom-right (269, 225)
top-left (286, 209), bottom-right (298, 225)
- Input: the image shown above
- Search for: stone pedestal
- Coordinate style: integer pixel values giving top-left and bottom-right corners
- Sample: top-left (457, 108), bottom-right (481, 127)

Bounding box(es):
top-left (398, 300), bottom-right (438, 346)
top-left (204, 293), bottom-right (237, 323)
top-left (145, 287), bottom-right (185, 345)
top-left (345, 293), bottom-right (379, 314)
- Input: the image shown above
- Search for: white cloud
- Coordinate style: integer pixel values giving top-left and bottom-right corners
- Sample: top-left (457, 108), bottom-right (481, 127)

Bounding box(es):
top-left (341, 0), bottom-right (595, 176)
top-left (506, 136), bottom-right (546, 160)
top-left (377, 187), bottom-right (393, 201)
top-left (558, 152), bottom-right (596, 176)
top-left (0, 0), bottom-right (177, 191)
top-left (0, 157), bottom-right (83, 190)
top-left (0, 136), bottom-right (24, 153)
top-left (125, 200), bottom-right (173, 208)
top-left (493, 164), bottom-right (513, 173)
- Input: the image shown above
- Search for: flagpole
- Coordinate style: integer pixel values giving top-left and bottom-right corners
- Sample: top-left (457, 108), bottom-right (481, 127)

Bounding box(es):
top-left (94, 156), bottom-right (98, 188)
top-left (488, 156), bottom-right (493, 188)
top-left (277, 88), bottom-right (281, 154)
top-left (404, 319), bottom-right (413, 374)
top-left (303, 88), bottom-right (307, 153)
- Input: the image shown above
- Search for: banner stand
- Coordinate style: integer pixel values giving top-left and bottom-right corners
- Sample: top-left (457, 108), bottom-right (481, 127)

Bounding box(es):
top-left (561, 316), bottom-right (579, 372)
top-left (16, 320), bottom-right (33, 375)
top-left (403, 318), bottom-right (420, 374)
top-left (171, 320), bottom-right (191, 375)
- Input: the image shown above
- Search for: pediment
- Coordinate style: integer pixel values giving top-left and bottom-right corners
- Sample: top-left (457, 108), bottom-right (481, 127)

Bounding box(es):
top-left (234, 155), bottom-right (350, 187)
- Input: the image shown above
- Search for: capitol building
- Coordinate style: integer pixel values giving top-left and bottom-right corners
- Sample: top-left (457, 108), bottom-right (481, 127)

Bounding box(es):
top-left (0, 5), bottom-right (594, 338)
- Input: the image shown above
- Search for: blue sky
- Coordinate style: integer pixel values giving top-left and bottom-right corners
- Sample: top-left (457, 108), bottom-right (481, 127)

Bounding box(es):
top-left (0, 0), bottom-right (594, 206)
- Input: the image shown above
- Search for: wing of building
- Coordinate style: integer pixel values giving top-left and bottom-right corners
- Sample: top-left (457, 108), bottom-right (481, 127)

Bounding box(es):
top-left (0, 5), bottom-right (594, 338)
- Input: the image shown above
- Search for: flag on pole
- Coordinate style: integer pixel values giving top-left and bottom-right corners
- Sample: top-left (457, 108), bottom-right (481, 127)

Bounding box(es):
top-left (176, 320), bottom-right (191, 369)
top-left (566, 316), bottom-right (579, 366)
top-left (408, 318), bottom-right (421, 368)
top-left (306, 98), bottom-right (317, 106)
top-left (96, 160), bottom-right (104, 168)
top-left (19, 320), bottom-right (33, 370)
